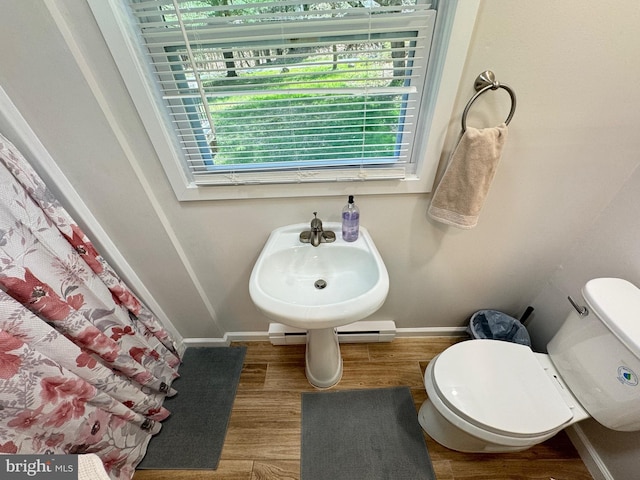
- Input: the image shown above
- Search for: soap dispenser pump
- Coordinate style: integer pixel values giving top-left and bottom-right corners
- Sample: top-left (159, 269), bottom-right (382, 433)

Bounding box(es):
top-left (342, 195), bottom-right (360, 242)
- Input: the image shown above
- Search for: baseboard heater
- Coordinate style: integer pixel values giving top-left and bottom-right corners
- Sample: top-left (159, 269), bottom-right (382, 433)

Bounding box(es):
top-left (268, 320), bottom-right (396, 345)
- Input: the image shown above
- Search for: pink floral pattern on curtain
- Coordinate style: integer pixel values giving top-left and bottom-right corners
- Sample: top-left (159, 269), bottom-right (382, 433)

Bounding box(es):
top-left (0, 134), bottom-right (182, 479)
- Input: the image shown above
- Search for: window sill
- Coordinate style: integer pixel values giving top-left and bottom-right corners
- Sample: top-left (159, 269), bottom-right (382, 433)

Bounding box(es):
top-left (173, 173), bottom-right (431, 201)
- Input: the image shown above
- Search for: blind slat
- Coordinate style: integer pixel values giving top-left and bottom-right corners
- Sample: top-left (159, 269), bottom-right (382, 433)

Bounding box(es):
top-left (132, 0), bottom-right (431, 10)
top-left (163, 87), bottom-right (417, 100)
top-left (142, 33), bottom-right (425, 51)
top-left (131, 0), bottom-right (432, 20)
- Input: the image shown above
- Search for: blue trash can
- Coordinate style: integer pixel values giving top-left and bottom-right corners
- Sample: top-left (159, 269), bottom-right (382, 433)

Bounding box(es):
top-left (467, 309), bottom-right (531, 346)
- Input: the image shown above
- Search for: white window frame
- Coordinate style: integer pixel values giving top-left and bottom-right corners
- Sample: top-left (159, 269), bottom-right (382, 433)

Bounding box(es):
top-left (89, 0), bottom-right (479, 201)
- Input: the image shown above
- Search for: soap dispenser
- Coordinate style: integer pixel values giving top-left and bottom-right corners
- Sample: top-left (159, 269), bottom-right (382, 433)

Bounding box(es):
top-left (341, 195), bottom-right (360, 242)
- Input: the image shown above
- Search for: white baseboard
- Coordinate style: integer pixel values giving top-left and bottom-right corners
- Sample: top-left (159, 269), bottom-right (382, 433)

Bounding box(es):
top-left (183, 327), bottom-right (468, 346)
top-left (226, 331), bottom-right (271, 343)
top-left (565, 424), bottom-right (612, 480)
top-left (183, 337), bottom-right (232, 347)
top-left (183, 331), bottom-right (269, 347)
top-left (396, 326), bottom-right (468, 337)
top-left (267, 320), bottom-right (398, 345)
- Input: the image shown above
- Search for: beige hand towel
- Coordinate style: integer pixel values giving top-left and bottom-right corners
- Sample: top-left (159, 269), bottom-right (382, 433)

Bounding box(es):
top-left (428, 123), bottom-right (508, 229)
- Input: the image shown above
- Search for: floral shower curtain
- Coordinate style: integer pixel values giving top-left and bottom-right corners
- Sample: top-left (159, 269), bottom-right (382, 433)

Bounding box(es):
top-left (0, 133), bottom-right (182, 479)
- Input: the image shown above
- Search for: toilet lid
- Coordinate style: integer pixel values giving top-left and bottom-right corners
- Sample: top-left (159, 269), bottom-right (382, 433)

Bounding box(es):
top-left (431, 340), bottom-right (573, 437)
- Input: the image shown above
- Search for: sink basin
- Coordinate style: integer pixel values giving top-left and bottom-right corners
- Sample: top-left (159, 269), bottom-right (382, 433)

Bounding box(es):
top-left (249, 222), bottom-right (389, 388)
top-left (249, 222), bottom-right (389, 330)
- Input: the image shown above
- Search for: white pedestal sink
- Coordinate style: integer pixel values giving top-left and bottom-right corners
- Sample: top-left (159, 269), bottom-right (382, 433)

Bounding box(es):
top-left (249, 222), bottom-right (389, 387)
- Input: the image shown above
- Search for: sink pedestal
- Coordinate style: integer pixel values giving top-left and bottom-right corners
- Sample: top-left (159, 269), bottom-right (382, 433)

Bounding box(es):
top-left (305, 328), bottom-right (342, 388)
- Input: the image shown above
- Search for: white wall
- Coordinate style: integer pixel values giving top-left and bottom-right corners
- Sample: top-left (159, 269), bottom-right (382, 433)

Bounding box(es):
top-left (1, 1), bottom-right (640, 476)
top-left (3, 0), bottom-right (636, 340)
top-left (1, 0), bottom-right (639, 336)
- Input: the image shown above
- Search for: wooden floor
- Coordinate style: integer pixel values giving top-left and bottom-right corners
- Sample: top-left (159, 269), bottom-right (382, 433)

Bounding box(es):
top-left (133, 337), bottom-right (593, 480)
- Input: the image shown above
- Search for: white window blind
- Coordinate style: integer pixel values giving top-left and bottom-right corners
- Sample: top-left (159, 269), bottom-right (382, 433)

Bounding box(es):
top-left (125, 0), bottom-right (436, 185)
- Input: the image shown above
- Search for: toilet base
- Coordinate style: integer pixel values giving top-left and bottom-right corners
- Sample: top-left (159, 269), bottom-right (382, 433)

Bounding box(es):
top-left (305, 328), bottom-right (343, 388)
top-left (418, 400), bottom-right (534, 453)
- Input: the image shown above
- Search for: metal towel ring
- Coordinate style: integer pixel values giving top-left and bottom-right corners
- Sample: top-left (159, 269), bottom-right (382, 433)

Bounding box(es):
top-left (461, 70), bottom-right (517, 133)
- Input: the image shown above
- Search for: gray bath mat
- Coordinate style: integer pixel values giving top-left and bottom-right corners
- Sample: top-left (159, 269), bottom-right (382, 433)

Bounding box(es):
top-left (137, 346), bottom-right (246, 470)
top-left (301, 387), bottom-right (436, 480)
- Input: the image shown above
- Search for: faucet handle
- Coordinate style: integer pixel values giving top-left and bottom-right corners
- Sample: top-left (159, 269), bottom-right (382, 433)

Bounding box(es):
top-left (311, 211), bottom-right (322, 230)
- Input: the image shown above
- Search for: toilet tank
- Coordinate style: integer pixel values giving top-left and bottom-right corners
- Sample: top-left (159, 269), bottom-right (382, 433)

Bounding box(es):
top-left (547, 278), bottom-right (640, 431)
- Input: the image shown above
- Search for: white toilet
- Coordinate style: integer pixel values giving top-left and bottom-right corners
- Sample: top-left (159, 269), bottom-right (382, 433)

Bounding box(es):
top-left (419, 277), bottom-right (640, 453)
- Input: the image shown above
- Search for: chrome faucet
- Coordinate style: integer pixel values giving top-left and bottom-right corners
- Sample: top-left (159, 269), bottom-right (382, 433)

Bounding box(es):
top-left (300, 212), bottom-right (336, 247)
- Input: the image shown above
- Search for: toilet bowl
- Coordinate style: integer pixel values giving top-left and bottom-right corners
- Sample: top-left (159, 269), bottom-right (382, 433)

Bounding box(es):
top-left (419, 278), bottom-right (640, 453)
top-left (419, 340), bottom-right (588, 452)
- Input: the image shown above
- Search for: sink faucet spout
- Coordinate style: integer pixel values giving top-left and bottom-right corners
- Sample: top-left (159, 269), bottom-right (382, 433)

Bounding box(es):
top-left (299, 212), bottom-right (336, 246)
top-left (310, 212), bottom-right (323, 247)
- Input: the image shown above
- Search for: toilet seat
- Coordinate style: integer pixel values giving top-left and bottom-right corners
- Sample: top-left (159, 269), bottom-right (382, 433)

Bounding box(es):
top-left (428, 340), bottom-right (573, 438)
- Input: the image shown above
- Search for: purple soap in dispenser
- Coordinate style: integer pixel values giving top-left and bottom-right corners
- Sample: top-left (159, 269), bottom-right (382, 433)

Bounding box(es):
top-left (341, 195), bottom-right (360, 242)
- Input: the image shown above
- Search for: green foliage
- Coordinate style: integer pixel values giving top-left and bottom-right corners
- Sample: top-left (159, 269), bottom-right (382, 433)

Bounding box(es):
top-left (203, 59), bottom-right (403, 165)
top-left (212, 94), bottom-right (400, 164)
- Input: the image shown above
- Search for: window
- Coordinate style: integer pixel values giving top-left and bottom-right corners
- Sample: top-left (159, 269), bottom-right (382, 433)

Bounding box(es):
top-left (90, 0), bottom-right (478, 200)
